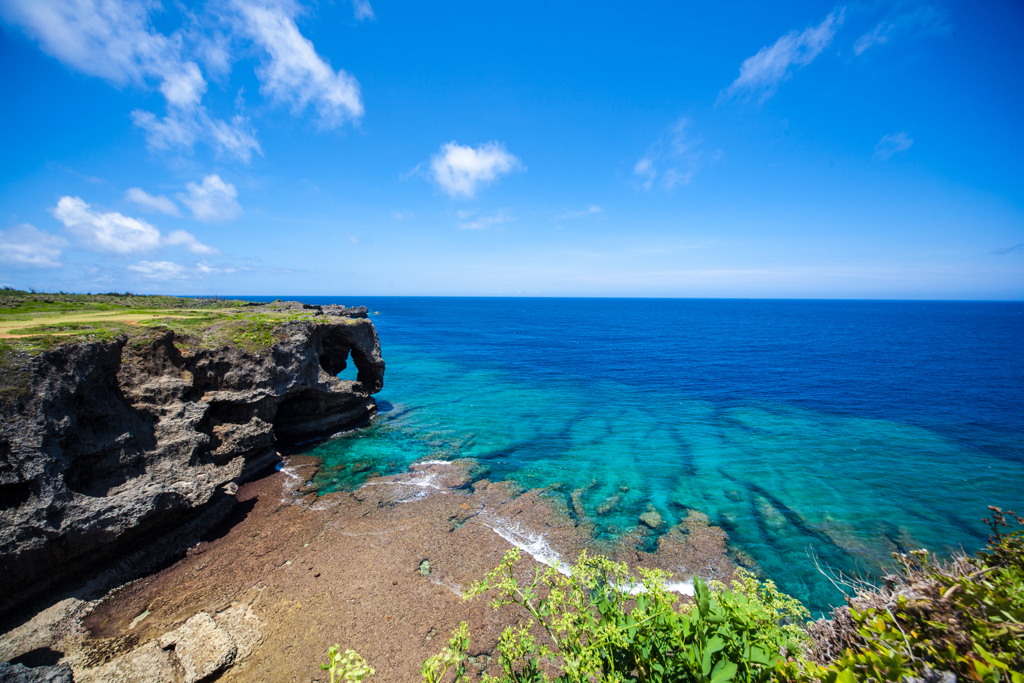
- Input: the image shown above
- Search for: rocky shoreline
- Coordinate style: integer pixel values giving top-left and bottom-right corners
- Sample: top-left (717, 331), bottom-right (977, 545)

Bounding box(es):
top-left (1, 456), bottom-right (737, 682)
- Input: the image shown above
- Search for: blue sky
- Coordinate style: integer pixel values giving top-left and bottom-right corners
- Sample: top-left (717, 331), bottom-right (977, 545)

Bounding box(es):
top-left (1, 0), bottom-right (1022, 298)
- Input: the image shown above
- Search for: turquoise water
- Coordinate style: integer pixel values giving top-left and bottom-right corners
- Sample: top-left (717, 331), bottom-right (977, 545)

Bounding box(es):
top-left (256, 297), bottom-right (1024, 614)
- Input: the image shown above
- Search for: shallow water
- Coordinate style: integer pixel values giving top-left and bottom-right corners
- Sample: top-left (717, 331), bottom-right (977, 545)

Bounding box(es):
top-left (247, 297), bottom-right (1024, 614)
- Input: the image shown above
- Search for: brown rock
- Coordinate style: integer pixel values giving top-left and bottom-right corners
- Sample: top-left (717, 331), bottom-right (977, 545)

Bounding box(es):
top-left (158, 613), bottom-right (236, 683)
top-left (639, 511), bottom-right (663, 529)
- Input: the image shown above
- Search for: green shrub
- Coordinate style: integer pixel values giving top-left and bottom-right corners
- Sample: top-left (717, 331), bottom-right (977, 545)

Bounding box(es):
top-left (460, 549), bottom-right (808, 682)
top-left (779, 506), bottom-right (1024, 683)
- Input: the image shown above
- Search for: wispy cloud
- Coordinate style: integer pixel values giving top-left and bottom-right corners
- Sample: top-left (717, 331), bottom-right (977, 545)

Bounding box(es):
top-left (874, 131), bottom-right (913, 159)
top-left (130, 109), bottom-right (261, 162)
top-left (352, 0), bottom-right (376, 21)
top-left (633, 118), bottom-right (719, 192)
top-left (232, 0), bottom-right (364, 128)
top-left (854, 3), bottom-right (950, 55)
top-left (195, 260), bottom-right (237, 275)
top-left (1, 0), bottom-right (361, 161)
top-left (722, 10), bottom-right (844, 102)
top-left (0, 224), bottom-right (68, 268)
top-left (178, 174), bottom-right (243, 222)
top-left (127, 259), bottom-right (237, 279)
top-left (164, 229), bottom-right (220, 255)
top-left (128, 260), bottom-right (188, 279)
top-left (455, 208), bottom-right (513, 230)
top-left (558, 206), bottom-right (602, 220)
top-left (990, 244), bottom-right (1023, 256)
top-left (125, 187), bottom-right (181, 216)
top-left (0, 0), bottom-right (189, 92)
top-left (430, 142), bottom-right (524, 199)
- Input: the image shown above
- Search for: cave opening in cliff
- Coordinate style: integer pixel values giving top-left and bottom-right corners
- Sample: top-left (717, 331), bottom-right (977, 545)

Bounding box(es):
top-left (319, 330), bottom-right (364, 382)
top-left (335, 356), bottom-right (358, 380)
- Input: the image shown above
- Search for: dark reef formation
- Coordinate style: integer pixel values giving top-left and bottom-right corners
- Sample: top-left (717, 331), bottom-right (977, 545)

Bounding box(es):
top-left (0, 307), bottom-right (383, 621)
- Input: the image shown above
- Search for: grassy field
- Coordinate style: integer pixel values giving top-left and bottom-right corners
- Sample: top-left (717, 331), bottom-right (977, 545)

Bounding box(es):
top-left (0, 288), bottom-right (354, 357)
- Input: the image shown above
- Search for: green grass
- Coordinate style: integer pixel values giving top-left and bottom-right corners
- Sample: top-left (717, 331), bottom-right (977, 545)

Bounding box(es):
top-left (0, 287), bottom-right (245, 315)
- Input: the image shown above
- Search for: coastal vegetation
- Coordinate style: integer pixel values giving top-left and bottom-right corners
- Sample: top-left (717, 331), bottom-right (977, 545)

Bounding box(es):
top-left (327, 507), bottom-right (1024, 682)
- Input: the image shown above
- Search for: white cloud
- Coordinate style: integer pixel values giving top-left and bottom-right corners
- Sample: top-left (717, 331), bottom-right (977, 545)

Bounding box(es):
top-left (52, 196), bottom-right (162, 254)
top-left (159, 61), bottom-right (207, 108)
top-left (723, 10), bottom-right (843, 101)
top-left (874, 131), bottom-right (913, 159)
top-left (125, 187), bottom-right (181, 216)
top-left (455, 208), bottom-right (513, 230)
top-left (232, 0), bottom-right (364, 128)
top-left (195, 260), bottom-right (237, 274)
top-left (854, 22), bottom-right (892, 55)
top-left (558, 206), bottom-right (602, 220)
top-left (131, 109), bottom-right (262, 163)
top-left (854, 4), bottom-right (949, 56)
top-left (163, 229), bottom-right (219, 255)
top-left (352, 0), bottom-right (375, 21)
top-left (196, 261), bottom-right (219, 274)
top-left (430, 142), bottom-right (524, 199)
top-left (205, 114), bottom-right (262, 161)
top-left (0, 224), bottom-right (68, 268)
top-left (127, 260), bottom-right (188, 279)
top-left (178, 175), bottom-right (243, 222)
top-left (2, 0), bottom-right (362, 160)
top-left (0, 0), bottom-right (256, 160)
top-left (633, 157), bottom-right (657, 191)
top-left (0, 0), bottom-right (186, 90)
top-left (633, 118), bottom-right (716, 192)
top-left (127, 259), bottom-right (238, 279)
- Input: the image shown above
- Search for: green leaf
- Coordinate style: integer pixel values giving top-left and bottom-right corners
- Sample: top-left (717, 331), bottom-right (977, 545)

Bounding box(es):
top-left (835, 668), bottom-right (857, 683)
top-left (706, 636), bottom-right (726, 655)
top-left (710, 659), bottom-right (738, 683)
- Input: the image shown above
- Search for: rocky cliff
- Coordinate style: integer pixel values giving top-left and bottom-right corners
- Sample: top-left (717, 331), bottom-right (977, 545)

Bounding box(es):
top-left (0, 304), bottom-right (384, 621)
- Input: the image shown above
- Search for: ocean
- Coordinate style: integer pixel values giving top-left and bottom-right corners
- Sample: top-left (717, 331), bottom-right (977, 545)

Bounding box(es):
top-left (242, 297), bottom-right (1024, 614)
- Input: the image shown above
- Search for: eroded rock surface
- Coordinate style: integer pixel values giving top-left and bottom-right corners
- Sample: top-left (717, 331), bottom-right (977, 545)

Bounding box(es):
top-left (1, 457), bottom-right (737, 682)
top-left (0, 306), bottom-right (384, 620)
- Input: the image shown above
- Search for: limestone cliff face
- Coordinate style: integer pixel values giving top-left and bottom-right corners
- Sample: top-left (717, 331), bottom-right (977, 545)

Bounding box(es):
top-left (0, 311), bottom-right (384, 619)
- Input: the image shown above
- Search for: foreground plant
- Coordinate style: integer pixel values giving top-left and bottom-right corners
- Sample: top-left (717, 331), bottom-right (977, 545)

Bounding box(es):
top-left (459, 549), bottom-right (809, 682)
top-left (321, 645), bottom-right (375, 683)
top-left (421, 622), bottom-right (471, 683)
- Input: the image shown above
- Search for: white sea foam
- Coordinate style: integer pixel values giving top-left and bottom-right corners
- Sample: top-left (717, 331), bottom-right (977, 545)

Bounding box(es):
top-left (481, 514), bottom-right (571, 576)
top-left (361, 468), bottom-right (447, 503)
top-left (666, 580), bottom-right (696, 596)
top-left (482, 514), bottom-right (697, 596)
top-left (277, 460), bottom-right (342, 510)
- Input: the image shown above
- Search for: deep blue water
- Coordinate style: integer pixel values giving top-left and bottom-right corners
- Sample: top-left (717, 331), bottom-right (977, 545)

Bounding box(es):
top-left (239, 297), bottom-right (1024, 614)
